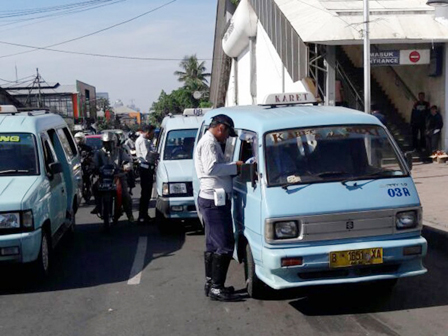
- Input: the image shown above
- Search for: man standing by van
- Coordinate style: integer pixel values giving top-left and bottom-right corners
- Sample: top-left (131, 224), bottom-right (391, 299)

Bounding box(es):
top-left (194, 114), bottom-right (243, 302)
top-left (135, 125), bottom-right (157, 224)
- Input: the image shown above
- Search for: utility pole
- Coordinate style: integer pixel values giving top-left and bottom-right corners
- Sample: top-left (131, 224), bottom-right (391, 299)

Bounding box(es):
top-left (36, 68), bottom-right (42, 108)
top-left (363, 0), bottom-right (371, 114)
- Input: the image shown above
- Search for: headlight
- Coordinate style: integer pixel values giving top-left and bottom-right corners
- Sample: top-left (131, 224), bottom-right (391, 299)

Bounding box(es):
top-left (396, 210), bottom-right (418, 230)
top-left (169, 183), bottom-right (187, 194)
top-left (274, 221), bottom-right (298, 239)
top-left (0, 212), bottom-right (20, 229)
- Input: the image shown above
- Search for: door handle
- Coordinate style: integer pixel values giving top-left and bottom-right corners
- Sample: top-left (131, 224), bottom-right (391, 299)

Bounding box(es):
top-left (62, 188), bottom-right (65, 194)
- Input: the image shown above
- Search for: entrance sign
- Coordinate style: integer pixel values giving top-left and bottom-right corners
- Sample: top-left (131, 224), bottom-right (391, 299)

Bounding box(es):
top-left (370, 49), bottom-right (430, 66)
top-left (370, 51), bottom-right (399, 65)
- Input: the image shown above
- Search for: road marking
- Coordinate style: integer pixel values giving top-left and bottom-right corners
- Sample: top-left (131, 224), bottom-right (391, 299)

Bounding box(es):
top-left (128, 236), bottom-right (148, 285)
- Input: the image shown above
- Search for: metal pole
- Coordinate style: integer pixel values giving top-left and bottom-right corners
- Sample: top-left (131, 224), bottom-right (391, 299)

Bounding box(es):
top-left (363, 0), bottom-right (371, 114)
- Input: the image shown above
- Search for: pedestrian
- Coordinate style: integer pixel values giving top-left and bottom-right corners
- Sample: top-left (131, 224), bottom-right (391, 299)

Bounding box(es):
top-left (135, 124), bottom-right (157, 224)
top-left (194, 114), bottom-right (244, 302)
top-left (411, 92), bottom-right (430, 151)
top-left (371, 103), bottom-right (386, 125)
top-left (425, 105), bottom-right (444, 159)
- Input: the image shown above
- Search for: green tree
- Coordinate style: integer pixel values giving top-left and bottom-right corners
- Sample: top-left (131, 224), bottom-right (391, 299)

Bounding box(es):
top-left (174, 55), bottom-right (211, 92)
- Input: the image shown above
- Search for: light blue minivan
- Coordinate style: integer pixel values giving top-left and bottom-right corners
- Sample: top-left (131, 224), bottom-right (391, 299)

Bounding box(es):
top-left (192, 93), bottom-right (427, 298)
top-left (0, 107), bottom-right (81, 278)
top-left (154, 111), bottom-right (204, 232)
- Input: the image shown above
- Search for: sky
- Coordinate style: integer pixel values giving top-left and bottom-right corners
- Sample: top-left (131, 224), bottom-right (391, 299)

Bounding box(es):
top-left (0, 0), bottom-right (217, 112)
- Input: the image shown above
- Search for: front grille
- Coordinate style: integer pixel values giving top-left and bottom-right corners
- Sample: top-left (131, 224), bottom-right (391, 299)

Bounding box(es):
top-left (187, 205), bottom-right (197, 212)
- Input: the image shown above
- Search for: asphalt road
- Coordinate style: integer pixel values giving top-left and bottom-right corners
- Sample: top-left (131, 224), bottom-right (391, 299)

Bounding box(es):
top-left (1, 186), bottom-right (448, 336)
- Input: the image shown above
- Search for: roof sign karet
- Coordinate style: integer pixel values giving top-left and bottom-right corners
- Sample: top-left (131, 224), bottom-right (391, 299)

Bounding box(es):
top-left (260, 92), bottom-right (316, 106)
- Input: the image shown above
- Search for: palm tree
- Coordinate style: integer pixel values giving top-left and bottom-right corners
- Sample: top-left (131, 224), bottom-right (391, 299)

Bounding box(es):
top-left (174, 55), bottom-right (211, 92)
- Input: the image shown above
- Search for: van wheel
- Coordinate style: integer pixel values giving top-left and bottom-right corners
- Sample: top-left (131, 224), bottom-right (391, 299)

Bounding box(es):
top-left (32, 229), bottom-right (51, 279)
top-left (156, 209), bottom-right (171, 234)
top-left (244, 244), bottom-right (266, 299)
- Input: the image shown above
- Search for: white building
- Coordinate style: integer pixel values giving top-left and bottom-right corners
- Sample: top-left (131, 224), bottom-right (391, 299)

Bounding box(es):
top-left (210, 0), bottom-right (448, 152)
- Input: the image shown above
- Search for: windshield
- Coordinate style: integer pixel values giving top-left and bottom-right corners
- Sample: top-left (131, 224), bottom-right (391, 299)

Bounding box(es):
top-left (264, 125), bottom-right (407, 186)
top-left (0, 133), bottom-right (39, 175)
top-left (86, 137), bottom-right (102, 151)
top-left (163, 129), bottom-right (198, 160)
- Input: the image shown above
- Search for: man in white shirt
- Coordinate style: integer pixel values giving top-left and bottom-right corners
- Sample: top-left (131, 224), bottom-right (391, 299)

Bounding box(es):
top-left (194, 114), bottom-right (243, 302)
top-left (135, 125), bottom-right (156, 224)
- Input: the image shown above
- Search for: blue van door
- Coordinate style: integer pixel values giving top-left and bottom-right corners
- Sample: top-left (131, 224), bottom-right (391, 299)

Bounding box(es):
top-left (40, 135), bottom-right (67, 231)
top-left (232, 133), bottom-right (262, 261)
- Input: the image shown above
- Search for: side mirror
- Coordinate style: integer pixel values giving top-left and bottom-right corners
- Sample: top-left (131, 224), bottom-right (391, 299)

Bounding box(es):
top-left (49, 162), bottom-right (63, 175)
top-left (404, 151), bottom-right (413, 171)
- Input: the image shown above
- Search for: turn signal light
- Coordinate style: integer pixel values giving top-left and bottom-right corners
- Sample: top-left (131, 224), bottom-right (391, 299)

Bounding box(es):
top-left (281, 257), bottom-right (303, 267)
top-left (403, 245), bottom-right (422, 256)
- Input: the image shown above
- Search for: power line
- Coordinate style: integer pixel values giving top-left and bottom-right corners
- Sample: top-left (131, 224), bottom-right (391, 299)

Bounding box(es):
top-left (0, 39), bottom-right (214, 61)
top-left (0, 0), bottom-right (177, 60)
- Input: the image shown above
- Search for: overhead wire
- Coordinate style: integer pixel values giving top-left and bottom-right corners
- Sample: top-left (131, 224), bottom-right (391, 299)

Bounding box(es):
top-left (0, 0), bottom-right (178, 60)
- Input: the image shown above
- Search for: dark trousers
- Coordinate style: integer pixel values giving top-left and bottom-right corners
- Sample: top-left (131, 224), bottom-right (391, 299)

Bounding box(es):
top-left (139, 167), bottom-right (154, 218)
top-left (426, 132), bottom-right (441, 155)
top-left (412, 124), bottom-right (426, 151)
top-left (198, 196), bottom-right (234, 256)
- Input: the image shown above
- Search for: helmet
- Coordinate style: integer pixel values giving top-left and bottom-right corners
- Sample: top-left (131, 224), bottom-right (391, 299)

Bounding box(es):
top-left (128, 131), bottom-right (135, 140)
top-left (74, 132), bottom-right (86, 145)
top-left (101, 131), bottom-right (117, 153)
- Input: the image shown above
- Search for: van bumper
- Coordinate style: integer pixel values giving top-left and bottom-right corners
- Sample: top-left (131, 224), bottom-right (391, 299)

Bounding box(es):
top-left (0, 229), bottom-right (42, 264)
top-left (156, 196), bottom-right (198, 219)
top-left (256, 236), bottom-right (427, 290)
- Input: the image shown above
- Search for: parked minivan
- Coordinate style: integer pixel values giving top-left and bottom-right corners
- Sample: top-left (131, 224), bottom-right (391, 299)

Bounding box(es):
top-left (154, 110), bottom-right (204, 232)
top-left (0, 107), bottom-right (82, 278)
top-left (192, 93), bottom-right (427, 298)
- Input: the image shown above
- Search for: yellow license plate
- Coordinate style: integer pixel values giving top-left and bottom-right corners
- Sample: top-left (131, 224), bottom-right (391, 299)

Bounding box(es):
top-left (329, 248), bottom-right (383, 268)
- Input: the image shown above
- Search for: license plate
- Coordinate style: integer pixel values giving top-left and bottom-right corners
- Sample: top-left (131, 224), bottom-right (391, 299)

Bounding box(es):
top-left (329, 248), bottom-right (383, 268)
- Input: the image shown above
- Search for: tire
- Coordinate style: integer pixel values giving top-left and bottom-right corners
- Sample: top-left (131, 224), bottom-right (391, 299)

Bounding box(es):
top-left (156, 208), bottom-right (171, 234)
top-left (102, 195), bottom-right (112, 232)
top-left (244, 244), bottom-right (266, 299)
top-left (31, 228), bottom-right (51, 280)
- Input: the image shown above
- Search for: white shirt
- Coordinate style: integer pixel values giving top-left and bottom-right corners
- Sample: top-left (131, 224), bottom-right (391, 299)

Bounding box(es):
top-left (194, 131), bottom-right (237, 199)
top-left (135, 134), bottom-right (154, 163)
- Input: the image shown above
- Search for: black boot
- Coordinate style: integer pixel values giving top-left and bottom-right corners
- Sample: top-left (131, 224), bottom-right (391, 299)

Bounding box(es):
top-left (209, 254), bottom-right (241, 302)
top-left (204, 252), bottom-right (213, 297)
top-left (204, 252), bottom-right (235, 297)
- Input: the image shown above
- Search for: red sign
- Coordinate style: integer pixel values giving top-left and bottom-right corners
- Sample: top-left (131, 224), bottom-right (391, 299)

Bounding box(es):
top-left (409, 51), bottom-right (420, 63)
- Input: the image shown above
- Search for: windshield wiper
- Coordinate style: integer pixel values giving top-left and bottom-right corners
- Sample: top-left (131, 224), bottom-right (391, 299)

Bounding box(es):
top-left (0, 169), bottom-right (30, 175)
top-left (315, 171), bottom-right (346, 178)
top-left (341, 171), bottom-right (389, 186)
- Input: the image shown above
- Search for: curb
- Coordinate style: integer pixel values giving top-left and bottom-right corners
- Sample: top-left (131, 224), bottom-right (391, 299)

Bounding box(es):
top-left (422, 225), bottom-right (448, 254)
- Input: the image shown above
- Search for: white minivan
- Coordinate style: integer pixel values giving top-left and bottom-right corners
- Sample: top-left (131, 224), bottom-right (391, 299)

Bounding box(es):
top-left (154, 110), bottom-right (205, 233)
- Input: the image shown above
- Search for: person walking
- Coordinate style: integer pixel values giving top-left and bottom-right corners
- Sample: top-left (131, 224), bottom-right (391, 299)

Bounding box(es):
top-left (411, 92), bottom-right (430, 151)
top-left (425, 105), bottom-right (444, 158)
top-left (371, 103), bottom-right (386, 125)
top-left (194, 114), bottom-right (243, 302)
top-left (135, 125), bottom-right (157, 224)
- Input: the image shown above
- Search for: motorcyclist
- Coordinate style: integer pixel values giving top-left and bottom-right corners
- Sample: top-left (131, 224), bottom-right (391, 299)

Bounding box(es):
top-left (125, 131), bottom-right (137, 151)
top-left (75, 132), bottom-right (95, 202)
top-left (74, 132), bottom-right (93, 154)
top-left (91, 131), bottom-right (135, 223)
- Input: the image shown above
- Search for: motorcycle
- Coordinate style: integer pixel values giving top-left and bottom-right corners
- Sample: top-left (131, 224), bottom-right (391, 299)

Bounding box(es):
top-left (80, 151), bottom-right (95, 204)
top-left (97, 164), bottom-right (126, 232)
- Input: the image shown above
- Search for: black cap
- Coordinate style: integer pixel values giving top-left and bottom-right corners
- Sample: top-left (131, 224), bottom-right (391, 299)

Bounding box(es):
top-left (211, 114), bottom-right (237, 137)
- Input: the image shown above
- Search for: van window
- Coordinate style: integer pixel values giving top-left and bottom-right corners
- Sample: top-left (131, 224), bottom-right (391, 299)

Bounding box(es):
top-left (0, 133), bottom-right (39, 175)
top-left (62, 127), bottom-right (78, 156)
top-left (264, 125), bottom-right (407, 186)
top-left (56, 128), bottom-right (76, 161)
top-left (163, 129), bottom-right (198, 160)
top-left (41, 138), bottom-right (57, 174)
top-left (223, 136), bottom-right (237, 162)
